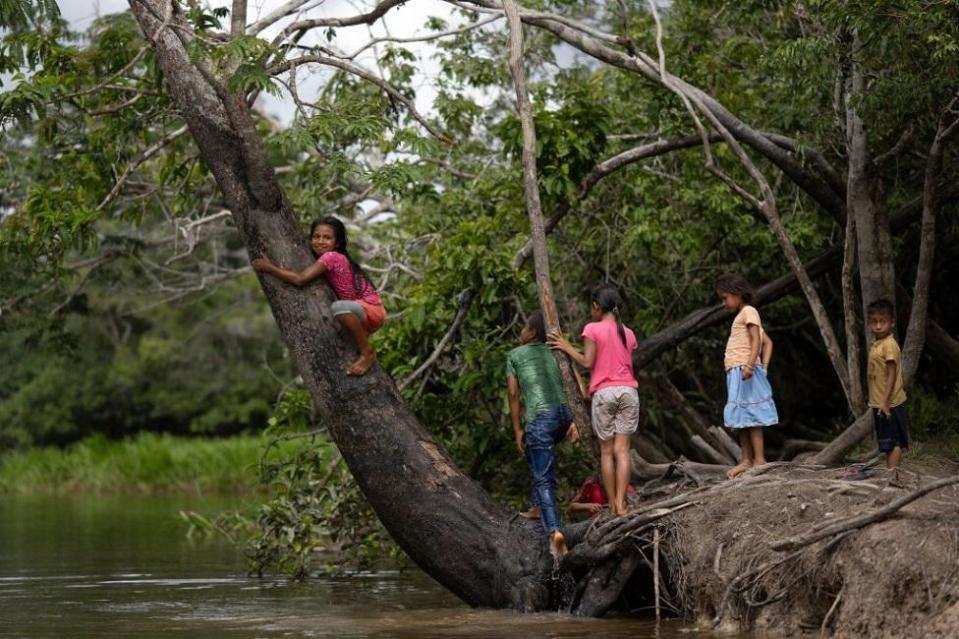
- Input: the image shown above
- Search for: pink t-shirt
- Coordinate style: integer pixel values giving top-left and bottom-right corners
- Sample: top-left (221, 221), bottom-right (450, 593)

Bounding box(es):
top-left (582, 319), bottom-right (638, 394)
top-left (318, 251), bottom-right (381, 305)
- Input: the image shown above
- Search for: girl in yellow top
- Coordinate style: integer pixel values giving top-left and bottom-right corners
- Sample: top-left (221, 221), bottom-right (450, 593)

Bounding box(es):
top-left (716, 274), bottom-right (778, 479)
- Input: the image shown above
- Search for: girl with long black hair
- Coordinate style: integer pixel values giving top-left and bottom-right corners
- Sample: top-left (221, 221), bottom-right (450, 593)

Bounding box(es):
top-left (252, 216), bottom-right (386, 376)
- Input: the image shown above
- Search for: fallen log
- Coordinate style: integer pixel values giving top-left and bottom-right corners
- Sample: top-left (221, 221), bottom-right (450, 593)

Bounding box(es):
top-left (709, 426), bottom-right (743, 463)
top-left (691, 434), bottom-right (734, 466)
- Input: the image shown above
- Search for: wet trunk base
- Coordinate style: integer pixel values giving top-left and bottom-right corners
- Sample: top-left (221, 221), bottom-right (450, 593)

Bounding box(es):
top-left (559, 462), bottom-right (959, 638)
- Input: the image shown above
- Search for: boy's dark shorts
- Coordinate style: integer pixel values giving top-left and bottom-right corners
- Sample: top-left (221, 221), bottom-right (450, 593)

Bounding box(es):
top-left (874, 404), bottom-right (910, 453)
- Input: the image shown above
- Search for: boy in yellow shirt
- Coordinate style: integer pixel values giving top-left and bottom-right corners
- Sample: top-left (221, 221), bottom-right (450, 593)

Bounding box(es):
top-left (866, 299), bottom-right (909, 468)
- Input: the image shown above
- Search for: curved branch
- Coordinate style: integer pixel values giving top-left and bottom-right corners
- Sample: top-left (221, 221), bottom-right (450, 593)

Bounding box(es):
top-left (246, 0), bottom-right (315, 35)
top-left (344, 15), bottom-right (503, 59)
top-left (458, 0), bottom-right (847, 222)
top-left (129, 0), bottom-right (552, 612)
top-left (512, 133), bottom-right (723, 268)
top-left (770, 475), bottom-right (959, 552)
top-left (267, 54), bottom-right (451, 143)
top-left (275, 0), bottom-right (407, 42)
top-left (398, 289), bottom-right (473, 391)
top-left (901, 96), bottom-right (959, 385)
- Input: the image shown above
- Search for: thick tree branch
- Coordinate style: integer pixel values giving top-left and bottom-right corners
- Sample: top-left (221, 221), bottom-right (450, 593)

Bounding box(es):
top-left (128, 0), bottom-right (553, 612)
top-left (231, 0), bottom-right (246, 37)
top-left (901, 96), bottom-right (959, 385)
top-left (456, 0), bottom-right (847, 222)
top-left (845, 49), bottom-right (896, 323)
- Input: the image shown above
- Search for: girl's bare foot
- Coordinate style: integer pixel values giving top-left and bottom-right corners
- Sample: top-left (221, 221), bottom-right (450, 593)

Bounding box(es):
top-left (549, 531), bottom-right (568, 559)
top-left (347, 351), bottom-right (376, 376)
top-left (519, 506), bottom-right (541, 519)
top-left (726, 460), bottom-right (752, 479)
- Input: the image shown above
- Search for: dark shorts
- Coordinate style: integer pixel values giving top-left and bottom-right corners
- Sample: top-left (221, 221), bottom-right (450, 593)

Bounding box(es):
top-left (874, 404), bottom-right (910, 453)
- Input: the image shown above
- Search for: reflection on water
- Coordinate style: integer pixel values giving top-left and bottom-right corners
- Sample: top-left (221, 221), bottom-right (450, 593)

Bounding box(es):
top-left (0, 495), bottom-right (721, 638)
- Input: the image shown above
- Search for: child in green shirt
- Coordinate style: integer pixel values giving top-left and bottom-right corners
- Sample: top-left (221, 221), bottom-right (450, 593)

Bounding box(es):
top-left (506, 310), bottom-right (579, 558)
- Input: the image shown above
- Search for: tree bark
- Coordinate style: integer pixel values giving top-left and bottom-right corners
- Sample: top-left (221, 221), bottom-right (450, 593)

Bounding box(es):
top-left (841, 211), bottom-right (866, 413)
top-left (503, 0), bottom-right (594, 454)
top-left (845, 42), bottom-right (896, 320)
top-left (899, 284), bottom-right (959, 378)
top-left (901, 100), bottom-right (959, 385)
top-left (231, 0), bottom-right (246, 37)
top-left (128, 0), bottom-right (552, 610)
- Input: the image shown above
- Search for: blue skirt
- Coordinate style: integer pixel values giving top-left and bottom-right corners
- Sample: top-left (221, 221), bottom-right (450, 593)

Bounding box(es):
top-left (724, 365), bottom-right (778, 428)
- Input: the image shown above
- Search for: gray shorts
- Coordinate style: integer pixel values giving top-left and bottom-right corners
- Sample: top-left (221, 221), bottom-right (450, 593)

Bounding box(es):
top-left (331, 300), bottom-right (366, 322)
top-left (591, 386), bottom-right (639, 441)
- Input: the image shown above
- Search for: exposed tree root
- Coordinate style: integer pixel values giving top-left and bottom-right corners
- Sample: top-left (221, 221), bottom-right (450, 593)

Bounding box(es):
top-left (564, 462), bottom-right (959, 637)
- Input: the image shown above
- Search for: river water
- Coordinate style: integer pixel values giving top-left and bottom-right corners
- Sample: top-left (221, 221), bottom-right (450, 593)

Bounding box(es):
top-left (0, 495), bottom-right (727, 638)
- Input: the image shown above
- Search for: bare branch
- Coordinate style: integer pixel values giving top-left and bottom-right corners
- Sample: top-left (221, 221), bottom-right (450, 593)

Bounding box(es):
top-left (398, 289), bottom-right (473, 391)
top-left (267, 54), bottom-right (451, 143)
top-left (63, 46), bottom-right (149, 99)
top-left (275, 0), bottom-right (407, 43)
top-left (873, 125), bottom-right (915, 166)
top-left (344, 14), bottom-right (503, 59)
top-left (770, 475), bottom-right (959, 552)
top-left (460, 0), bottom-right (848, 221)
top-left (86, 92), bottom-right (146, 116)
top-left (247, 0), bottom-right (316, 35)
top-left (97, 125), bottom-right (189, 212)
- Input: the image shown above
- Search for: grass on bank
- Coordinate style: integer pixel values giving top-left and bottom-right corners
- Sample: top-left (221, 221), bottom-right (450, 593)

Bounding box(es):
top-left (0, 432), bottom-right (319, 495)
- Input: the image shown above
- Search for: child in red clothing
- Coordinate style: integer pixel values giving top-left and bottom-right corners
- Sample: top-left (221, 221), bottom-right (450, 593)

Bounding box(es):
top-left (569, 475), bottom-right (636, 516)
top-left (252, 216), bottom-right (386, 376)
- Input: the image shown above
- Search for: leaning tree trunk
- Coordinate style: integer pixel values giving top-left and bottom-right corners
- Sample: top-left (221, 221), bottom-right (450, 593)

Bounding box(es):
top-left (128, 0), bottom-right (552, 610)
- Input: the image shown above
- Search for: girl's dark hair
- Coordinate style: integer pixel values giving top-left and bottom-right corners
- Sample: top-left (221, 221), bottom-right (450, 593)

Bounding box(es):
top-left (311, 216), bottom-right (374, 297)
top-left (715, 273), bottom-right (754, 304)
top-left (526, 310), bottom-right (547, 343)
top-left (591, 283), bottom-right (627, 348)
